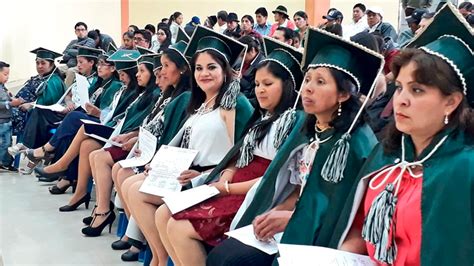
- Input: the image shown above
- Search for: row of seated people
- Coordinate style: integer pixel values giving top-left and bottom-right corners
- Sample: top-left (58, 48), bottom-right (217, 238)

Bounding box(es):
top-left (7, 4), bottom-right (474, 266)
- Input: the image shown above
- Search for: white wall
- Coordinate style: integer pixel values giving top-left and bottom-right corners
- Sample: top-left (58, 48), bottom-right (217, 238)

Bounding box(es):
top-left (1, 0), bottom-right (121, 86)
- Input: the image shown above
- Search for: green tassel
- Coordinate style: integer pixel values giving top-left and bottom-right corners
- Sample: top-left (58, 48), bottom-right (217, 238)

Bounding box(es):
top-left (273, 108), bottom-right (296, 149)
top-left (321, 133), bottom-right (351, 183)
top-left (362, 183), bottom-right (398, 264)
top-left (220, 79), bottom-right (240, 110)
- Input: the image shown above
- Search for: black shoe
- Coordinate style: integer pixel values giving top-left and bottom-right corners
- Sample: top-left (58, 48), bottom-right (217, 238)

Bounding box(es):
top-left (0, 165), bottom-right (18, 172)
top-left (49, 180), bottom-right (76, 195)
top-left (121, 250), bottom-right (139, 262)
top-left (38, 176), bottom-right (60, 182)
top-left (81, 210), bottom-right (116, 237)
top-left (34, 166), bottom-right (67, 179)
top-left (59, 193), bottom-right (91, 212)
top-left (112, 239), bottom-right (131, 250)
top-left (83, 202), bottom-right (113, 225)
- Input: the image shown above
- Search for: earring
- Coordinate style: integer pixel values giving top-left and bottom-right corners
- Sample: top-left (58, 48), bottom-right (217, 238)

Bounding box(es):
top-left (337, 102), bottom-right (342, 117)
top-left (179, 71), bottom-right (183, 75)
top-left (444, 114), bottom-right (449, 125)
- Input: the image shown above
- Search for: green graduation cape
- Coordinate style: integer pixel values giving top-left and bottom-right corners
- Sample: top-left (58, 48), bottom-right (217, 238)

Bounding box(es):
top-left (330, 127), bottom-right (474, 265)
top-left (158, 92), bottom-right (192, 147)
top-left (120, 87), bottom-right (161, 134)
top-left (280, 123), bottom-right (377, 247)
top-left (110, 87), bottom-right (141, 120)
top-left (93, 77), bottom-right (123, 110)
top-left (35, 73), bottom-right (66, 105)
top-left (234, 111), bottom-right (308, 227)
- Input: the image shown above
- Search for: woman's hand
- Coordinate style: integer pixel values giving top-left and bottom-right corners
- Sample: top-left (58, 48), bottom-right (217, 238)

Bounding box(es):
top-left (209, 180), bottom-right (229, 196)
top-left (121, 137), bottom-right (138, 151)
top-left (176, 170), bottom-right (201, 186)
top-left (10, 97), bottom-right (24, 107)
top-left (112, 134), bottom-right (131, 144)
top-left (253, 210), bottom-right (293, 242)
top-left (60, 101), bottom-right (76, 114)
top-left (143, 164), bottom-right (152, 175)
top-left (85, 102), bottom-right (101, 117)
top-left (19, 102), bottom-right (33, 111)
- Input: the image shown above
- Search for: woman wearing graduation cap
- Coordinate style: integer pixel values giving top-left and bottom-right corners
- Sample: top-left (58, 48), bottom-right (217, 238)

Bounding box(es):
top-left (36, 48), bottom-right (160, 213)
top-left (82, 43), bottom-right (192, 241)
top-left (34, 48), bottom-right (142, 190)
top-left (18, 46), bottom-right (104, 172)
top-left (7, 48), bottom-right (66, 153)
top-left (206, 27), bottom-right (381, 266)
top-left (24, 46), bottom-right (122, 173)
top-left (123, 25), bottom-right (253, 265)
top-left (155, 35), bottom-right (306, 266)
top-left (338, 4), bottom-right (474, 265)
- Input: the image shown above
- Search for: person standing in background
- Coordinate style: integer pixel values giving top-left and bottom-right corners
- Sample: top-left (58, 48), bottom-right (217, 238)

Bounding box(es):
top-left (216, 11), bottom-right (228, 34)
top-left (343, 3), bottom-right (369, 39)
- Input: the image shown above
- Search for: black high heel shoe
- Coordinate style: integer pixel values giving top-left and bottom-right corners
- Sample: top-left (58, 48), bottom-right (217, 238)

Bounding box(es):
top-left (49, 179), bottom-right (76, 195)
top-left (82, 210), bottom-right (116, 237)
top-left (83, 201), bottom-right (114, 225)
top-left (25, 147), bottom-right (54, 165)
top-left (35, 166), bottom-right (67, 181)
top-left (59, 193), bottom-right (91, 212)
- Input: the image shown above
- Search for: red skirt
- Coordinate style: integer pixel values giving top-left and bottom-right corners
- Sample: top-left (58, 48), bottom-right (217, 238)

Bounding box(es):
top-left (104, 146), bottom-right (129, 162)
top-left (173, 156), bottom-right (271, 246)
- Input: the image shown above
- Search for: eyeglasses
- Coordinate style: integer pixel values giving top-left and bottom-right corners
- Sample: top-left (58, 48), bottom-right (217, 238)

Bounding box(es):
top-left (134, 37), bottom-right (144, 42)
top-left (97, 62), bottom-right (113, 67)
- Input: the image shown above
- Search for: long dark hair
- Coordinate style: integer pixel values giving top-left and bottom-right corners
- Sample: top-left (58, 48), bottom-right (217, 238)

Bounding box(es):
top-left (157, 26), bottom-right (172, 53)
top-left (186, 49), bottom-right (234, 114)
top-left (305, 67), bottom-right (364, 136)
top-left (383, 48), bottom-right (474, 153)
top-left (159, 49), bottom-right (191, 106)
top-left (122, 67), bottom-right (140, 94)
top-left (135, 63), bottom-right (158, 110)
top-left (244, 60), bottom-right (299, 144)
top-left (169, 11), bottom-right (182, 25)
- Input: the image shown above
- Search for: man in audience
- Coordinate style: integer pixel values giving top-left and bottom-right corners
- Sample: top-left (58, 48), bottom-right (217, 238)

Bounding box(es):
top-left (61, 22), bottom-right (95, 86)
top-left (145, 24), bottom-right (159, 51)
top-left (343, 3), bottom-right (369, 39)
top-left (323, 9), bottom-right (344, 26)
top-left (458, 1), bottom-right (473, 18)
top-left (216, 11), bottom-right (228, 34)
top-left (224, 12), bottom-right (241, 37)
top-left (184, 16), bottom-right (200, 36)
top-left (269, 5), bottom-right (296, 36)
top-left (402, 0), bottom-right (432, 16)
top-left (365, 6), bottom-right (398, 43)
top-left (133, 29), bottom-right (151, 49)
top-left (272, 26), bottom-right (294, 46)
top-left (204, 15), bottom-right (218, 29)
top-left (254, 7), bottom-right (271, 36)
top-left (398, 8), bottom-right (427, 47)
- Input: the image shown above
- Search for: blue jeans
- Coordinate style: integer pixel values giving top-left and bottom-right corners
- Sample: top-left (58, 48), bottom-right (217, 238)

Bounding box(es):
top-left (0, 121), bottom-right (12, 166)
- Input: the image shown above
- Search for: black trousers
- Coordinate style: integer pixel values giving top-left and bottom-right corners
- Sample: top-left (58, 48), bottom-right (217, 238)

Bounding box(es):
top-left (22, 108), bottom-right (64, 148)
top-left (206, 237), bottom-right (275, 266)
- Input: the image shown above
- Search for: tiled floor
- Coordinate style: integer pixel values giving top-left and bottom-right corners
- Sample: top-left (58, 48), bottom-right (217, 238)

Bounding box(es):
top-left (0, 169), bottom-right (141, 266)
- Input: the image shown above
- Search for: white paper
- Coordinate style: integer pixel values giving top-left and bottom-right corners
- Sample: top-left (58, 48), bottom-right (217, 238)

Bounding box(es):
top-left (118, 127), bottom-right (157, 168)
top-left (84, 133), bottom-right (123, 147)
top-left (33, 103), bottom-right (66, 112)
top-left (225, 225), bottom-right (279, 255)
top-left (103, 119), bottom-right (124, 149)
top-left (80, 119), bottom-right (101, 125)
top-left (73, 73), bottom-right (90, 109)
top-left (277, 244), bottom-right (376, 266)
top-left (162, 185), bottom-right (220, 214)
top-left (139, 145), bottom-right (199, 197)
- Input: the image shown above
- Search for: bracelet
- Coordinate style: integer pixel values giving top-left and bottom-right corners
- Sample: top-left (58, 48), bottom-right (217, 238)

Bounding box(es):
top-left (224, 180), bottom-right (230, 195)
